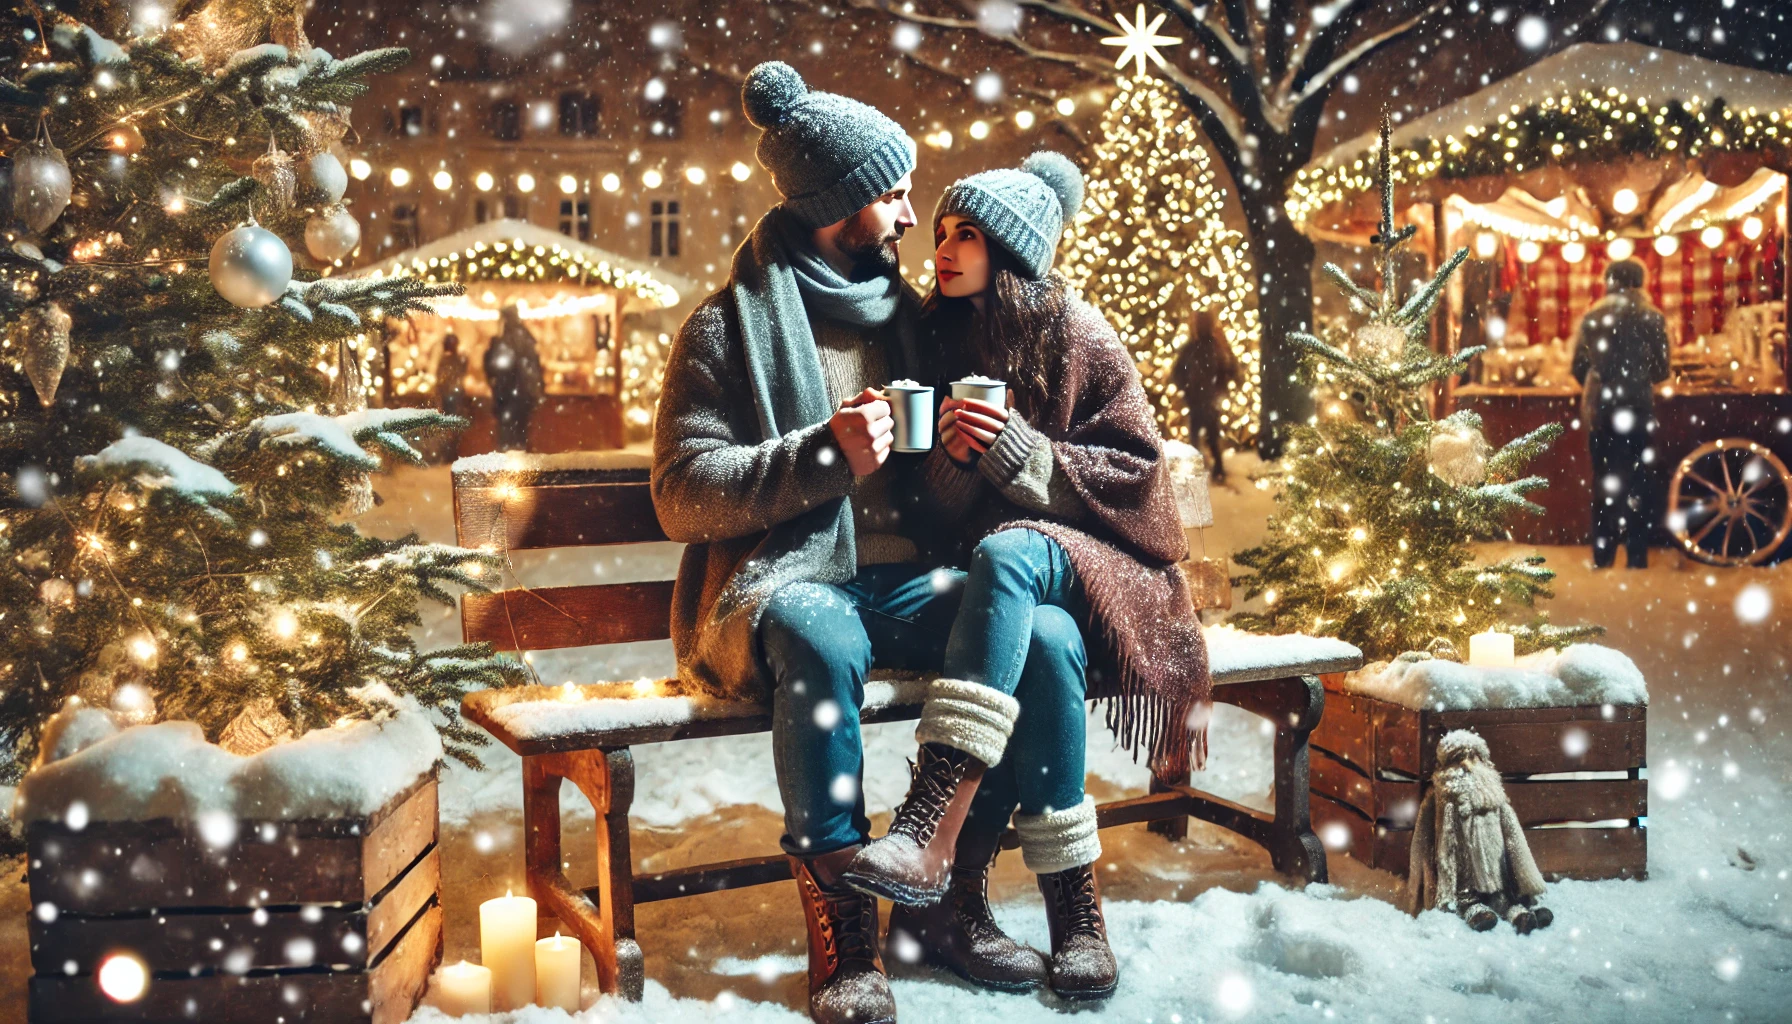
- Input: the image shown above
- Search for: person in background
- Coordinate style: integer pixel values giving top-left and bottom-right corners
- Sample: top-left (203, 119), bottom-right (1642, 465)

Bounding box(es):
top-left (436, 333), bottom-right (468, 420)
top-left (485, 306), bottom-right (544, 452)
top-left (1570, 258), bottom-right (1672, 569)
top-left (1171, 308), bottom-right (1240, 482)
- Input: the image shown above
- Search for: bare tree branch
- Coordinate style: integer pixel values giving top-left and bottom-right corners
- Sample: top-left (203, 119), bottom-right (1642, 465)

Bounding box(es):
top-left (1289, 0), bottom-right (1451, 110)
top-left (1283, 0), bottom-right (1372, 92)
top-left (1157, 0), bottom-right (1252, 75)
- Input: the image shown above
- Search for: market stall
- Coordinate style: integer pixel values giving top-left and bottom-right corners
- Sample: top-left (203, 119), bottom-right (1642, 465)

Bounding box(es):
top-left (348, 219), bottom-right (690, 453)
top-left (1292, 43), bottom-right (1792, 562)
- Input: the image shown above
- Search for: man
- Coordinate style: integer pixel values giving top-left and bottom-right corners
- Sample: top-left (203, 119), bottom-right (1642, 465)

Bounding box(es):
top-left (652, 62), bottom-right (1071, 1023)
top-left (1570, 258), bottom-right (1672, 569)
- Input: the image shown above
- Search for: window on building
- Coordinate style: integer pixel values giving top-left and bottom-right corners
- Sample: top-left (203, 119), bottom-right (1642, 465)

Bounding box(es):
top-left (650, 199), bottom-right (680, 258)
top-left (399, 105), bottom-right (425, 137)
top-left (490, 100), bottom-right (521, 141)
top-left (640, 97), bottom-right (684, 140)
top-left (502, 194), bottom-right (524, 220)
top-left (475, 199), bottom-right (489, 224)
top-left (559, 199), bottom-right (591, 241)
top-left (390, 203), bottom-right (420, 250)
top-left (559, 92), bottom-right (601, 137)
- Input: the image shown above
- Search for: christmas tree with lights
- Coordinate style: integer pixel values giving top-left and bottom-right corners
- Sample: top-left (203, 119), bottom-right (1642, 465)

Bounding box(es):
top-left (1230, 114), bottom-right (1599, 661)
top-left (0, 5), bottom-right (521, 784)
top-left (1061, 74), bottom-right (1261, 447)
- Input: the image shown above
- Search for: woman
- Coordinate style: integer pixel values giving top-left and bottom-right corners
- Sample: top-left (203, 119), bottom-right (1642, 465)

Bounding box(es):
top-left (840, 153), bottom-right (1210, 1001)
top-left (1172, 308), bottom-right (1240, 482)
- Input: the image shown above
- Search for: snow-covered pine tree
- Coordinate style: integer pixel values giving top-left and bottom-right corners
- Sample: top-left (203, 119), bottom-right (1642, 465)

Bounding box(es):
top-left (1230, 113), bottom-right (1601, 661)
top-left (1061, 73), bottom-right (1261, 448)
top-left (0, 4), bottom-right (522, 783)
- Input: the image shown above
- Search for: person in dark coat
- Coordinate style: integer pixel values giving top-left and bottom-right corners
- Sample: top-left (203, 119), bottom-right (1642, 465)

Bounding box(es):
top-left (1171, 308), bottom-right (1240, 482)
top-left (1570, 258), bottom-right (1672, 569)
top-left (484, 307), bottom-right (544, 452)
top-left (436, 333), bottom-right (469, 420)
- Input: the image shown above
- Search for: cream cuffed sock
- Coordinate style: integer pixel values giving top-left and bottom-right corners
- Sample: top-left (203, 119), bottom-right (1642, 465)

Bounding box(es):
top-left (914, 678), bottom-right (1020, 766)
top-left (1014, 795), bottom-right (1101, 875)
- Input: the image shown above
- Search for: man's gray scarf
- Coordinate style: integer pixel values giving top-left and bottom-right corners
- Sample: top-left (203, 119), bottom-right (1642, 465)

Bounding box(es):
top-left (729, 207), bottom-right (906, 440)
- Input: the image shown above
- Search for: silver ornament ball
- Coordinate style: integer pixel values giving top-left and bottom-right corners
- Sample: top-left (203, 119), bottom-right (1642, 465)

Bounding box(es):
top-left (304, 205), bottom-right (361, 262)
top-left (13, 138), bottom-right (72, 234)
top-left (300, 152), bottom-right (348, 205)
top-left (210, 224), bottom-right (292, 308)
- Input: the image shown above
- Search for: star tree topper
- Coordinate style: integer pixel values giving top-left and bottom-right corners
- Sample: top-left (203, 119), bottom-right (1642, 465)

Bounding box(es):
top-left (1101, 3), bottom-right (1182, 76)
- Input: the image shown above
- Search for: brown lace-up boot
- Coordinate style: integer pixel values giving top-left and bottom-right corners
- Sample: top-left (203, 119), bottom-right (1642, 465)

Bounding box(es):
top-left (841, 680), bottom-right (1019, 906)
top-left (885, 822), bottom-right (1047, 991)
top-left (1037, 862), bottom-right (1119, 1000)
top-left (791, 845), bottom-right (896, 1024)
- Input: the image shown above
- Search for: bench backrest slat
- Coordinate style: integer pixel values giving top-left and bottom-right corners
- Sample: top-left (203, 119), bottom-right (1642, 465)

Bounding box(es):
top-left (462, 581), bottom-right (675, 651)
top-left (456, 480), bottom-right (668, 550)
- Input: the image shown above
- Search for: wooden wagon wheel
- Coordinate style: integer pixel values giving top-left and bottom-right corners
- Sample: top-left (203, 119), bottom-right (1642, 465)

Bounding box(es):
top-left (1666, 439), bottom-right (1792, 566)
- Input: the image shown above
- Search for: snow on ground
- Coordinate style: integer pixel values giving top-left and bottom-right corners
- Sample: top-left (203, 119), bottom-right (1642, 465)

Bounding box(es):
top-left (4, 455), bottom-right (1788, 1022)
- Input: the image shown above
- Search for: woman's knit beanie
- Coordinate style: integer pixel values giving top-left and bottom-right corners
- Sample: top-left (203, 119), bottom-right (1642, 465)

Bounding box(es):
top-left (932, 151), bottom-right (1085, 279)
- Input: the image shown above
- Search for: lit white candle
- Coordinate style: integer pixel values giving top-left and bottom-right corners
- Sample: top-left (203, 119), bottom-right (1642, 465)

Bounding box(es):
top-left (535, 931), bottom-right (581, 1012)
top-left (1467, 630), bottom-right (1515, 668)
top-left (480, 890), bottom-right (538, 1010)
top-left (435, 960), bottom-right (491, 1016)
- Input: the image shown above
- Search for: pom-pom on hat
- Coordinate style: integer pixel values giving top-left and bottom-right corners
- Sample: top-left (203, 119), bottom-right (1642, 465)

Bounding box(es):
top-left (932, 151), bottom-right (1086, 279)
top-left (742, 61), bottom-right (917, 229)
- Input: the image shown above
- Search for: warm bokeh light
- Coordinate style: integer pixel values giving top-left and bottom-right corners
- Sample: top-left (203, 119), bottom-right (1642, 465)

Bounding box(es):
top-left (1611, 188), bottom-right (1639, 215)
top-left (432, 170), bottom-right (453, 191)
top-left (601, 172), bottom-right (621, 192)
top-left (348, 158), bottom-right (372, 181)
top-left (730, 161), bottom-right (752, 182)
top-left (685, 166), bottom-right (707, 185)
top-left (474, 171), bottom-right (494, 192)
top-left (1516, 239), bottom-right (1542, 263)
top-left (98, 954), bottom-right (148, 1003)
top-left (1700, 225), bottom-right (1726, 249)
top-left (1607, 237), bottom-right (1635, 260)
top-left (516, 173), bottom-right (535, 193)
top-left (559, 174), bottom-right (578, 194)
top-left (968, 120), bottom-right (990, 140)
top-left (1560, 240), bottom-right (1586, 263)
top-left (388, 167), bottom-right (411, 187)
top-left (642, 169), bottom-right (663, 189)
top-left (1652, 234), bottom-right (1679, 257)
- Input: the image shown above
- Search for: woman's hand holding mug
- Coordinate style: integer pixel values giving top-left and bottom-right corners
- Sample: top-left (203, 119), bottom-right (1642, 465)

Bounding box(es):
top-left (939, 396), bottom-right (1009, 463)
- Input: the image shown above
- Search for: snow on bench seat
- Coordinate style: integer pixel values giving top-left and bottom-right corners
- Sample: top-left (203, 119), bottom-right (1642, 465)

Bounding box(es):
top-left (464, 627), bottom-right (1363, 754)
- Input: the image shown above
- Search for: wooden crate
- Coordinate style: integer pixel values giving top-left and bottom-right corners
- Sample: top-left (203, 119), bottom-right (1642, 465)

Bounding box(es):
top-left (1309, 676), bottom-right (1647, 881)
top-left (26, 775), bottom-right (442, 1023)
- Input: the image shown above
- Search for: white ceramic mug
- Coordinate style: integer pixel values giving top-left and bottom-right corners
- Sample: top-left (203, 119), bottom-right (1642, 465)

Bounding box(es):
top-left (950, 377), bottom-right (1007, 408)
top-left (882, 383), bottom-right (935, 452)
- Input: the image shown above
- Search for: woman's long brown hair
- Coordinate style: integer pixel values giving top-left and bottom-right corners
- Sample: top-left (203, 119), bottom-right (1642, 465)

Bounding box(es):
top-left (919, 241), bottom-right (1070, 420)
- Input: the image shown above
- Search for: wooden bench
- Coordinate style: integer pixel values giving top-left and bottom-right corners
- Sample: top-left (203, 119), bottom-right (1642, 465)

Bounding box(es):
top-left (451, 451), bottom-right (1363, 1000)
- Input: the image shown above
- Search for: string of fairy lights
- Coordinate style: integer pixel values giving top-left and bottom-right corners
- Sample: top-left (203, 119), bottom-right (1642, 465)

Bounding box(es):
top-left (1289, 89), bottom-right (1792, 234)
top-left (1060, 75), bottom-right (1262, 446)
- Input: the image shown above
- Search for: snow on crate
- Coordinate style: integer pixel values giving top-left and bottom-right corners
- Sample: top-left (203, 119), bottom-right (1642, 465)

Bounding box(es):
top-left (13, 696), bottom-right (441, 826)
top-left (1339, 644), bottom-right (1648, 711)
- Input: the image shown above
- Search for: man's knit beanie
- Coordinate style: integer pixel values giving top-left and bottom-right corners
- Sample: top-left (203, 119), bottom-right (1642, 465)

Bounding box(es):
top-left (932, 151), bottom-right (1085, 279)
top-left (742, 61), bottom-right (916, 229)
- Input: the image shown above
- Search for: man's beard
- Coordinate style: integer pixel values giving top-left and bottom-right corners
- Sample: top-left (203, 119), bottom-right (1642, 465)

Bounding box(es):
top-left (837, 216), bottom-right (903, 277)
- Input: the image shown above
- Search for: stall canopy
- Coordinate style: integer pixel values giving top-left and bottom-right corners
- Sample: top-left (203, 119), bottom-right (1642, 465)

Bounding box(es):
top-left (1292, 43), bottom-right (1790, 391)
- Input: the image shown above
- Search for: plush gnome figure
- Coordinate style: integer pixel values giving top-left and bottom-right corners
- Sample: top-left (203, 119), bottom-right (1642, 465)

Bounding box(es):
top-left (1404, 729), bottom-right (1554, 933)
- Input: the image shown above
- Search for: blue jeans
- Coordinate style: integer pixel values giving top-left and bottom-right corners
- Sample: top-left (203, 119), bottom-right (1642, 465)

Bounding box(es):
top-left (760, 563), bottom-right (966, 856)
top-left (946, 529), bottom-right (1090, 831)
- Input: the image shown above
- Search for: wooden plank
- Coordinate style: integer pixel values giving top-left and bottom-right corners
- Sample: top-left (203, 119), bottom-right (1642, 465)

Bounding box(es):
top-left (26, 779), bottom-right (437, 914)
top-left (631, 855), bottom-right (794, 905)
top-left (461, 581), bottom-right (675, 651)
top-left (1308, 791), bottom-right (1379, 866)
top-left (454, 481), bottom-right (666, 551)
top-left (1422, 715), bottom-right (1646, 775)
top-left (1375, 701), bottom-right (1425, 776)
top-left (1524, 826), bottom-right (1647, 881)
top-left (1312, 696), bottom-right (1375, 778)
top-left (27, 846), bottom-right (437, 977)
top-left (27, 901), bottom-right (441, 1024)
top-left (1503, 778), bottom-right (1648, 826)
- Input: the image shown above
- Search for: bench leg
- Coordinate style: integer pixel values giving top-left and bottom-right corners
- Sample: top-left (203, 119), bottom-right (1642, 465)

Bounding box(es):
top-left (1266, 676), bottom-right (1327, 884)
top-left (1146, 769), bottom-right (1191, 842)
top-left (522, 748), bottom-right (645, 1001)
